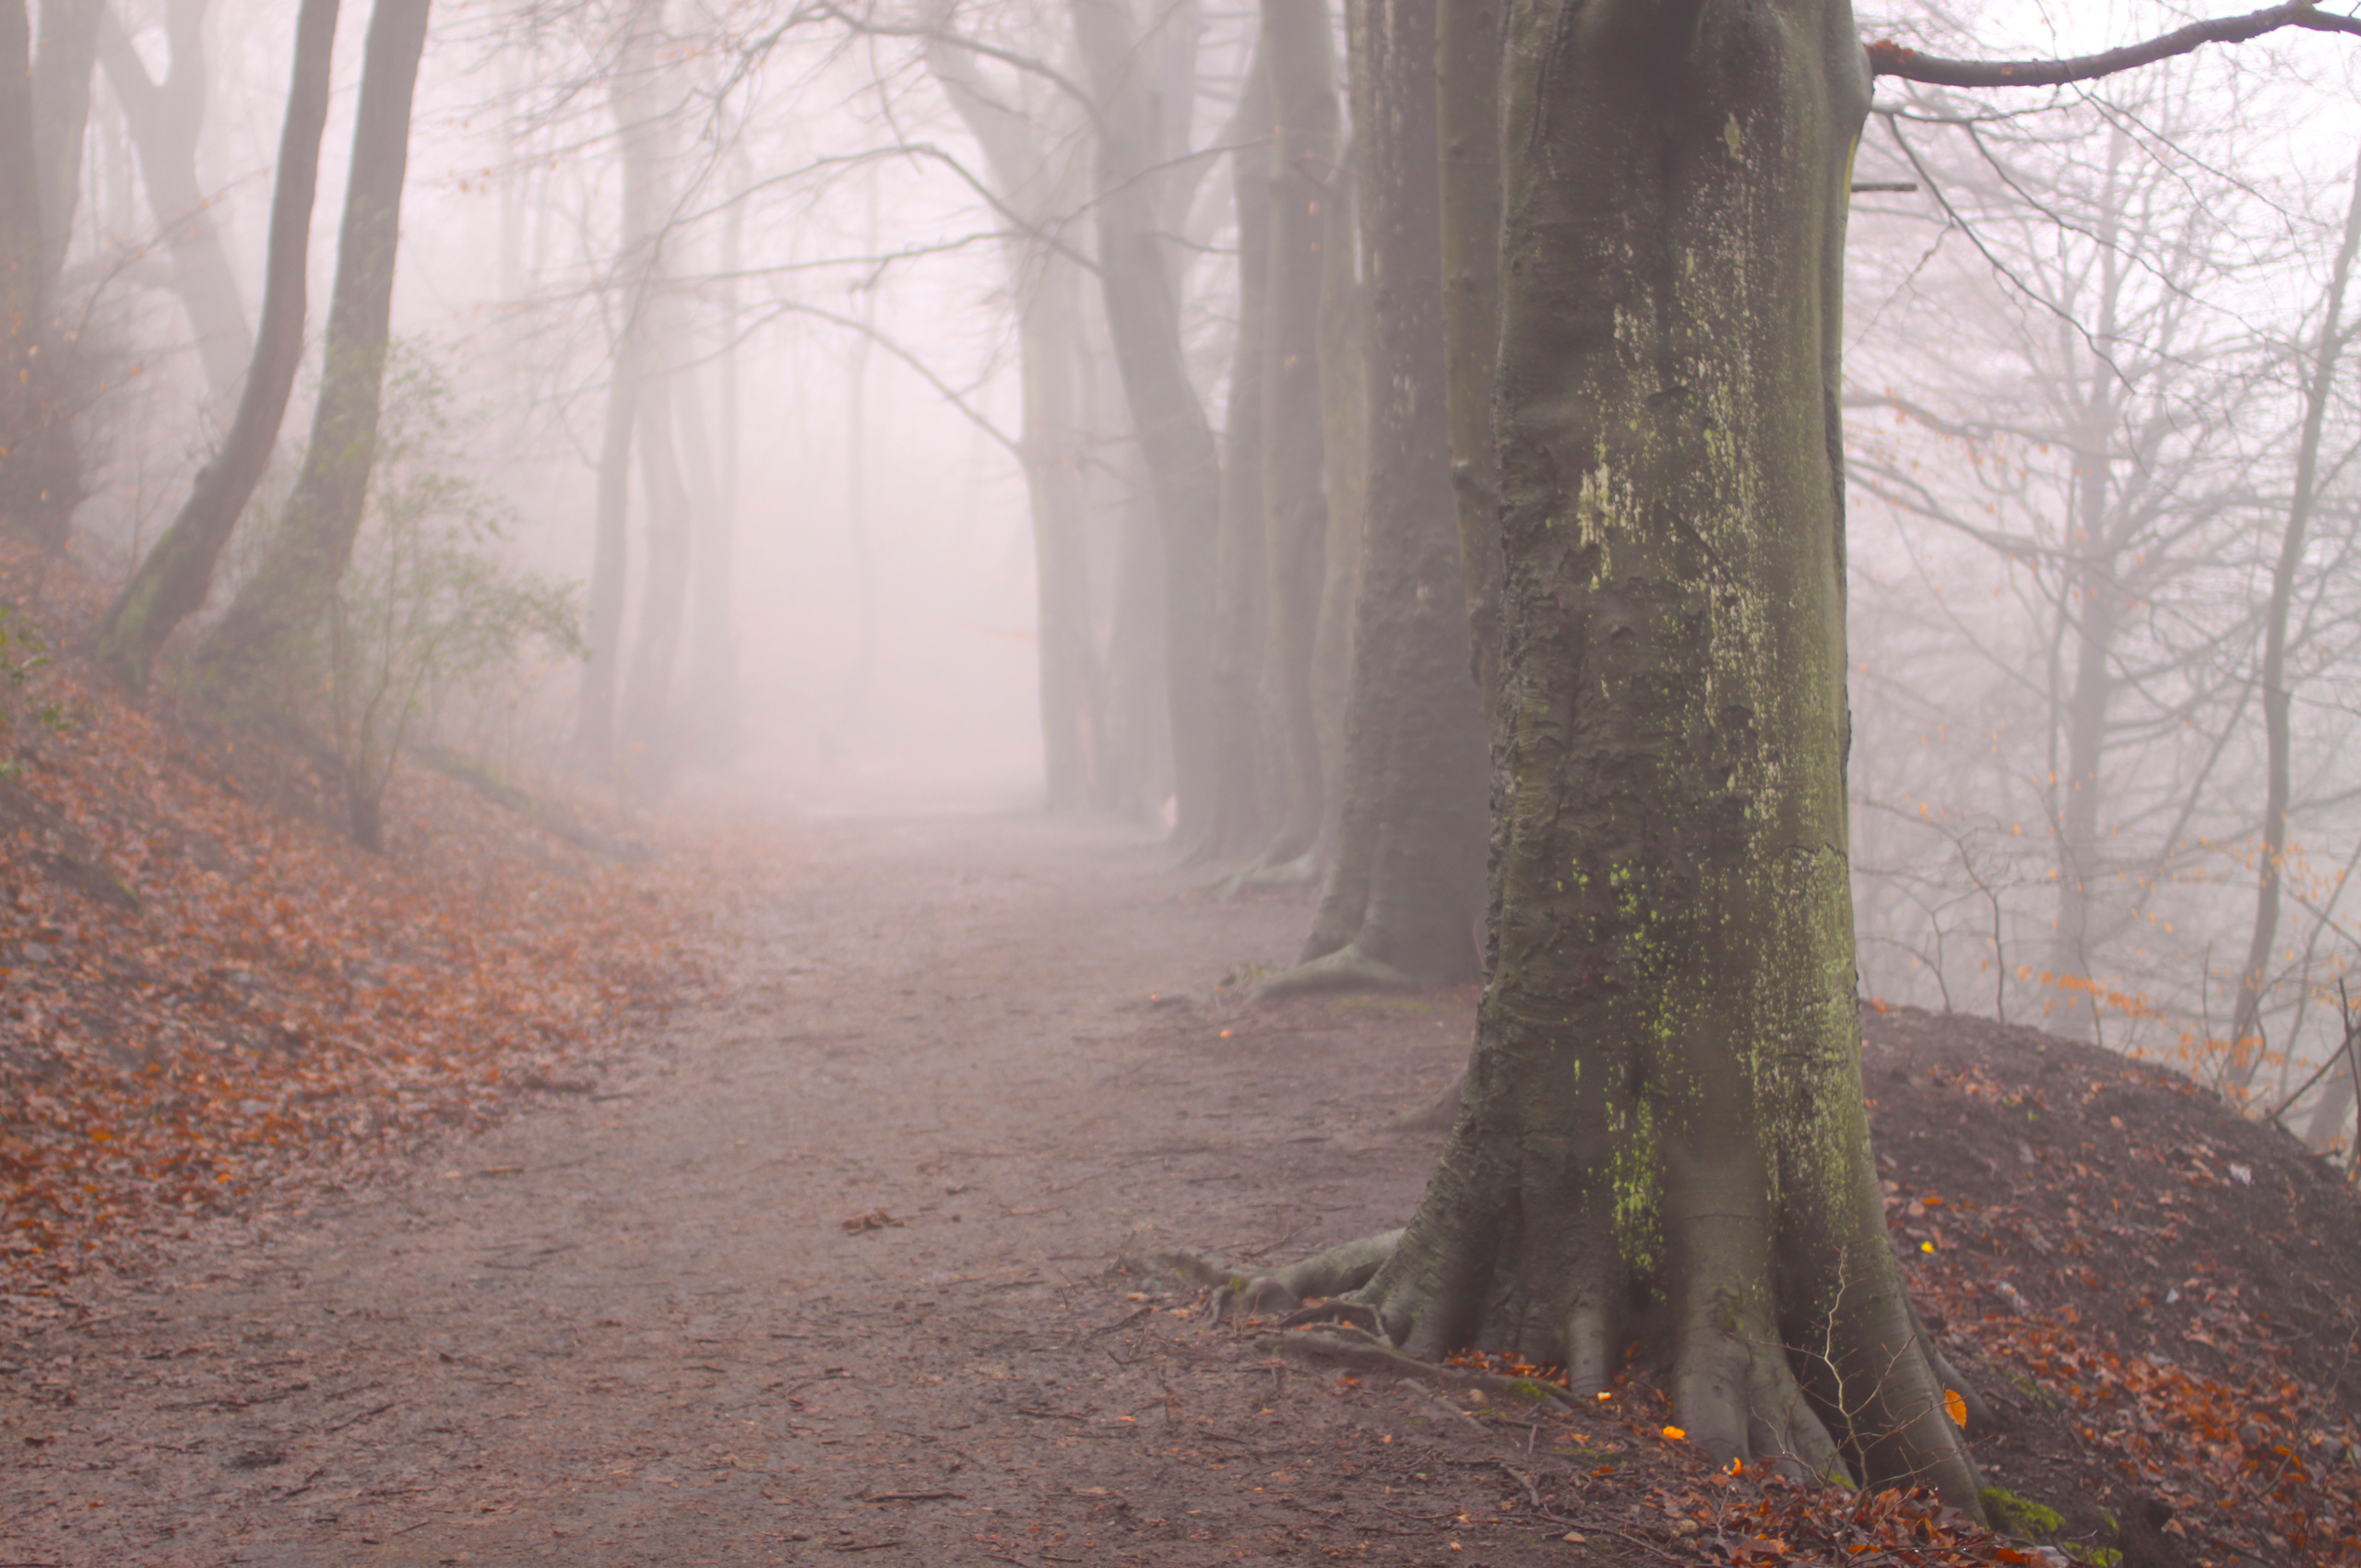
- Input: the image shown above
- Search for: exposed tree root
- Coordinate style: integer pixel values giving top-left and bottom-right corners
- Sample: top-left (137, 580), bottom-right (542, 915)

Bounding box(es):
top-left (1386, 1072), bottom-right (1462, 1133)
top-left (1248, 944), bottom-right (1420, 1002)
top-left (1145, 1229), bottom-right (1402, 1320)
top-left (1213, 849), bottom-right (1323, 902)
top-left (1261, 1323), bottom-right (1575, 1407)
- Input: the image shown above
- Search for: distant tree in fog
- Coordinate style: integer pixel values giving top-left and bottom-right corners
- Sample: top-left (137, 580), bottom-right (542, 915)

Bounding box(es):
top-left (1843, 47), bottom-right (2361, 1113)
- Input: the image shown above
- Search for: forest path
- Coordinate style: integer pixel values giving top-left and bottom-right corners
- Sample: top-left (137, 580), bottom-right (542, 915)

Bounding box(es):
top-left (2, 813), bottom-right (1554, 1568)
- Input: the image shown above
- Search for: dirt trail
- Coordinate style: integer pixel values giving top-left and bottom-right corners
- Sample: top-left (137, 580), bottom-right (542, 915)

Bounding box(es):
top-left (5, 814), bottom-right (1578, 1568)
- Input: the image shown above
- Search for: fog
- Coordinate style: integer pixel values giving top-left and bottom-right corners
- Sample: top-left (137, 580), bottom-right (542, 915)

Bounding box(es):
top-left (21, 0), bottom-right (2361, 1134)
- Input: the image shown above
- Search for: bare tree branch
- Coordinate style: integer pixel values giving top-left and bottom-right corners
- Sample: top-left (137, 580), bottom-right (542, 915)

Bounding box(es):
top-left (1869, 2), bottom-right (2361, 88)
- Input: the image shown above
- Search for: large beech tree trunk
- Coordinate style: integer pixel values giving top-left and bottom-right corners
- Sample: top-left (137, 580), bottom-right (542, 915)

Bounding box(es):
top-left (92, 0), bottom-right (340, 686)
top-left (1275, 0), bottom-right (1486, 992)
top-left (197, 0), bottom-right (433, 687)
top-left (1350, 0), bottom-right (1978, 1505)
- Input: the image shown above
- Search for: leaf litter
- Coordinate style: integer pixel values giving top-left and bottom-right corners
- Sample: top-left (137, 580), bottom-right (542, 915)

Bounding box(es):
top-left (3, 541), bottom-right (2358, 1565)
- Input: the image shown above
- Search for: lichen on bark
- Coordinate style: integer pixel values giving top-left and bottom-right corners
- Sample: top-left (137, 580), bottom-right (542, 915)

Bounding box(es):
top-left (1259, 0), bottom-right (1982, 1512)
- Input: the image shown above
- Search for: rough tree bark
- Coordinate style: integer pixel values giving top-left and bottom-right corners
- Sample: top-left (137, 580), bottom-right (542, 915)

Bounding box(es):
top-left (1354, 1), bottom-right (1977, 1491)
top-left (98, 0), bottom-right (255, 409)
top-left (1181, 0), bottom-right (2361, 1517)
top-left (197, 0), bottom-right (433, 689)
top-left (91, 0), bottom-right (340, 686)
top-left (2226, 142), bottom-right (2361, 1091)
top-left (1262, 0), bottom-right (1486, 995)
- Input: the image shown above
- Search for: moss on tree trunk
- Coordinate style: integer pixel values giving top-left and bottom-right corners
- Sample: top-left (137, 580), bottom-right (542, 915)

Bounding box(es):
top-left (1348, 0), bottom-right (1980, 1507)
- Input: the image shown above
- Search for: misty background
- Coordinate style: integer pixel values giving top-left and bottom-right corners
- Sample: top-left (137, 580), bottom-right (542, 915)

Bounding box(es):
top-left (29, 1), bottom-right (2361, 1131)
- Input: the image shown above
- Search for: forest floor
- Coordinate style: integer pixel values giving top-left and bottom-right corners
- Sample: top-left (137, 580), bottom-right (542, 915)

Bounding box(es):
top-left (2, 576), bottom-right (2358, 1566)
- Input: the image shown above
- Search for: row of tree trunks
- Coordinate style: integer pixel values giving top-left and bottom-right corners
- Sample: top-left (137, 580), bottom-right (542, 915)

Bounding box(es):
top-left (197, 0), bottom-right (433, 690)
top-left (90, 0), bottom-right (344, 685)
top-left (919, 6), bottom-right (1118, 813)
top-left (1269, 0), bottom-right (1485, 992)
top-left (564, 0), bottom-right (739, 794)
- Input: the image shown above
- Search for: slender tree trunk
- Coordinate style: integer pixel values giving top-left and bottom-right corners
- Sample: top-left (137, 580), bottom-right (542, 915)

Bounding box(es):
top-left (0, 0), bottom-right (77, 550)
top-left (2043, 148), bottom-right (2132, 1036)
top-left (1071, 0), bottom-right (1224, 852)
top-left (1023, 279), bottom-right (1107, 811)
top-left (1107, 434), bottom-right (1173, 821)
top-left (2226, 144), bottom-right (2361, 1091)
top-left (0, 0), bottom-right (47, 520)
top-left (1347, 0), bottom-right (1978, 1508)
top-left (682, 188), bottom-right (742, 769)
top-left (31, 0), bottom-right (102, 296)
top-left (2045, 424), bottom-right (2120, 1034)
top-left (1311, 140), bottom-right (1366, 852)
top-left (1438, 0), bottom-right (1505, 716)
top-left (620, 353), bottom-right (693, 792)
top-left (91, 0), bottom-right (340, 686)
top-left (98, 0), bottom-right (252, 410)
top-left (1273, 0), bottom-right (1485, 992)
top-left (1256, 0), bottom-right (1339, 866)
top-left (838, 180), bottom-right (881, 742)
top-left (197, 0), bottom-right (433, 688)
top-left (572, 315), bottom-right (641, 768)
top-left (919, 14), bottom-right (1107, 810)
top-left (574, 0), bottom-right (663, 770)
top-left (1205, 56), bottom-right (1275, 859)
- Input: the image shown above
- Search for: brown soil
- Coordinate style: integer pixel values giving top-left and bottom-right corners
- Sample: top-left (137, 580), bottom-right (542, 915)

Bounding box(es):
top-left (3, 813), bottom-right (2356, 1567)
